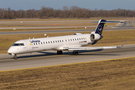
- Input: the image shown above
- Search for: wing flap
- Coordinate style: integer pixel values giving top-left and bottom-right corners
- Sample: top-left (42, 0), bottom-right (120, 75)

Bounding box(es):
top-left (64, 46), bottom-right (118, 51)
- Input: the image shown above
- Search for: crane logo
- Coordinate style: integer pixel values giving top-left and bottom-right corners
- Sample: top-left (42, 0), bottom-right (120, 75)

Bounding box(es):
top-left (98, 25), bottom-right (103, 31)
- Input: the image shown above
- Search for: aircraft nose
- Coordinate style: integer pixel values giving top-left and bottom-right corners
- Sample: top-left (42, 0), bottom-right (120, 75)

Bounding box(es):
top-left (8, 48), bottom-right (12, 55)
top-left (7, 48), bottom-right (14, 55)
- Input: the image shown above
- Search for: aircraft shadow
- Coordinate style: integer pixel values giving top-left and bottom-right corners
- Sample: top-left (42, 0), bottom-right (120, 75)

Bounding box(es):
top-left (17, 52), bottom-right (57, 59)
top-left (17, 49), bottom-right (119, 59)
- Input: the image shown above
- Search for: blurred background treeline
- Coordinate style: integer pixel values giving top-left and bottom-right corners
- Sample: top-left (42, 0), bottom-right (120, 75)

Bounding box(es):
top-left (0, 6), bottom-right (135, 19)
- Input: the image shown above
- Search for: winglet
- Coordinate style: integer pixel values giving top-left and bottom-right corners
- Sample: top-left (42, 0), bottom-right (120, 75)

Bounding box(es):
top-left (117, 40), bottom-right (128, 48)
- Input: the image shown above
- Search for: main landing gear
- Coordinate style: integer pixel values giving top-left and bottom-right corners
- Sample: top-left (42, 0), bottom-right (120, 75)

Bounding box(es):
top-left (72, 50), bottom-right (78, 55)
top-left (57, 50), bottom-right (78, 55)
top-left (57, 50), bottom-right (63, 55)
top-left (57, 50), bottom-right (79, 55)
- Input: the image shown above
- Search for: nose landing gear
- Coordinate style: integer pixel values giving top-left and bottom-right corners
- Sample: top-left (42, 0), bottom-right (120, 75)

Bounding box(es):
top-left (13, 54), bottom-right (18, 59)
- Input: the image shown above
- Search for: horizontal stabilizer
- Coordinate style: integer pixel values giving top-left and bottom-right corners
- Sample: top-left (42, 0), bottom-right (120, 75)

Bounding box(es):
top-left (92, 20), bottom-right (124, 23)
top-left (93, 19), bottom-right (124, 35)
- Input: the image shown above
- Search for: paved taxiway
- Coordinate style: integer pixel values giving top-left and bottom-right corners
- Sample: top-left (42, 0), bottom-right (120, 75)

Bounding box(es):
top-left (0, 44), bottom-right (135, 71)
top-left (1, 28), bottom-right (135, 35)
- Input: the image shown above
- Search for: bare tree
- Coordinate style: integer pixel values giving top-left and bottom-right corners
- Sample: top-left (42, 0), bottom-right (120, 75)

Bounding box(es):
top-left (0, 6), bottom-right (135, 19)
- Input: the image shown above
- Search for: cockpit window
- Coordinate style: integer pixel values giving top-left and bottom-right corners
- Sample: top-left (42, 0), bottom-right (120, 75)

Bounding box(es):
top-left (12, 43), bottom-right (24, 46)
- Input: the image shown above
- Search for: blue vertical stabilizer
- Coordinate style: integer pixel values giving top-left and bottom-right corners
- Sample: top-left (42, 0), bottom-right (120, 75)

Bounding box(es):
top-left (95, 19), bottom-right (106, 35)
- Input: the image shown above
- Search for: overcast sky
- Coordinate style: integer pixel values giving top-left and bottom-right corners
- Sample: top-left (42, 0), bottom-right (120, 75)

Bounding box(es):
top-left (0, 0), bottom-right (135, 10)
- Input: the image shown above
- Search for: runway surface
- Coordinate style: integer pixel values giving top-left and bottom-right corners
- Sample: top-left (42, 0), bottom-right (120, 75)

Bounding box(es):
top-left (1, 28), bottom-right (135, 35)
top-left (0, 44), bottom-right (135, 71)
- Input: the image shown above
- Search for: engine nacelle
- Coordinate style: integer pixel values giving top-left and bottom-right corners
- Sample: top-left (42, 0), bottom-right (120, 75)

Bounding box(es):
top-left (90, 34), bottom-right (102, 41)
top-left (90, 33), bottom-right (103, 45)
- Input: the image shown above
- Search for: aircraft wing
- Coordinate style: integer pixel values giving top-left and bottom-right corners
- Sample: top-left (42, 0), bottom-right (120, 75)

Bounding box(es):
top-left (63, 41), bottom-right (127, 51)
top-left (64, 46), bottom-right (119, 51)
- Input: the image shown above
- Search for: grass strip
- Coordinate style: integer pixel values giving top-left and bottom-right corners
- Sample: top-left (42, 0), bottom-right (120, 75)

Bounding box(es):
top-left (0, 57), bottom-right (135, 90)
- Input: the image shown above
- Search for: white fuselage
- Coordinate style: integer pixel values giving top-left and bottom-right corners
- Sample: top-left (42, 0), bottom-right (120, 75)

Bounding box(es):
top-left (8, 34), bottom-right (92, 55)
top-left (7, 19), bottom-right (121, 58)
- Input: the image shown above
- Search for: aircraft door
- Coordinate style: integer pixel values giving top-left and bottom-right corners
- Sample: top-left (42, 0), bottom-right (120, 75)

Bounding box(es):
top-left (24, 41), bottom-right (32, 52)
top-left (19, 42), bottom-right (27, 53)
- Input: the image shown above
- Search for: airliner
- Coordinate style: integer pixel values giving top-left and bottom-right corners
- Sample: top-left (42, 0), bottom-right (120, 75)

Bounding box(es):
top-left (8, 19), bottom-right (123, 59)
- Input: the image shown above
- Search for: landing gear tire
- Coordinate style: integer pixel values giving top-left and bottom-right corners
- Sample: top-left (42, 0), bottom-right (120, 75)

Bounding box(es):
top-left (13, 54), bottom-right (18, 59)
top-left (57, 50), bottom-right (63, 55)
top-left (73, 50), bottom-right (78, 55)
